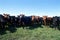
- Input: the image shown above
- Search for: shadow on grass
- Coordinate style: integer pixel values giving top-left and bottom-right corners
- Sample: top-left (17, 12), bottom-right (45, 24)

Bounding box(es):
top-left (0, 25), bottom-right (17, 35)
top-left (0, 28), bottom-right (6, 35)
top-left (18, 24), bottom-right (43, 29)
top-left (7, 25), bottom-right (17, 33)
top-left (2, 24), bottom-right (60, 35)
top-left (28, 24), bottom-right (43, 30)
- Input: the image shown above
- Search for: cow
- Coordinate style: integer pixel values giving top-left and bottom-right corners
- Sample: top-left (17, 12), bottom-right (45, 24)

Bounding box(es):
top-left (17, 14), bottom-right (25, 26)
top-left (39, 17), bottom-right (43, 26)
top-left (4, 15), bottom-right (17, 33)
top-left (17, 14), bottom-right (32, 29)
top-left (19, 14), bottom-right (31, 26)
top-left (3, 14), bottom-right (10, 27)
top-left (46, 17), bottom-right (53, 26)
top-left (56, 16), bottom-right (60, 30)
top-left (31, 15), bottom-right (35, 25)
top-left (58, 17), bottom-right (60, 26)
top-left (52, 16), bottom-right (59, 29)
top-left (14, 17), bottom-right (20, 27)
top-left (34, 16), bottom-right (40, 24)
top-left (24, 16), bottom-right (31, 26)
top-left (3, 14), bottom-right (18, 27)
top-left (42, 16), bottom-right (47, 25)
top-left (0, 14), bottom-right (5, 29)
top-left (8, 16), bottom-right (16, 26)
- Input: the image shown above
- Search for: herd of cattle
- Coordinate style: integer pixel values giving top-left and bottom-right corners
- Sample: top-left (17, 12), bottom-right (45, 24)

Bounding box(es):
top-left (0, 14), bottom-right (60, 30)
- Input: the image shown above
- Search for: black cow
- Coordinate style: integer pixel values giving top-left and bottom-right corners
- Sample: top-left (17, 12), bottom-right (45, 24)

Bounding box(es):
top-left (20, 16), bottom-right (31, 26)
top-left (14, 17), bottom-right (20, 27)
top-left (17, 15), bottom-right (22, 26)
top-left (0, 14), bottom-right (5, 29)
top-left (17, 15), bottom-right (32, 29)
top-left (3, 14), bottom-right (10, 28)
top-left (39, 17), bottom-right (43, 26)
top-left (56, 17), bottom-right (60, 30)
top-left (52, 16), bottom-right (59, 29)
top-left (23, 16), bottom-right (32, 26)
top-left (8, 16), bottom-right (16, 27)
top-left (58, 17), bottom-right (60, 25)
top-left (6, 16), bottom-right (17, 33)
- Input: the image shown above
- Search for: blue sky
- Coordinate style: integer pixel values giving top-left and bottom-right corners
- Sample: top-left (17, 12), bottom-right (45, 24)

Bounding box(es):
top-left (0, 0), bottom-right (60, 17)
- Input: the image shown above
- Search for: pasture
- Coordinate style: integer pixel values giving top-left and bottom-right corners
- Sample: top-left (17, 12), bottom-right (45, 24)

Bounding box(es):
top-left (0, 25), bottom-right (60, 40)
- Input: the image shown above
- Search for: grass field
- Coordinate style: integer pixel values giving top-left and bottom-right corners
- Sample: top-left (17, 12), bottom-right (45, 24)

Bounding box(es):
top-left (0, 25), bottom-right (60, 40)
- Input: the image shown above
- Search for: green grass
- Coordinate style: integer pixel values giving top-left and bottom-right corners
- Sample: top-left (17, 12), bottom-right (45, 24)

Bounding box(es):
top-left (0, 26), bottom-right (60, 40)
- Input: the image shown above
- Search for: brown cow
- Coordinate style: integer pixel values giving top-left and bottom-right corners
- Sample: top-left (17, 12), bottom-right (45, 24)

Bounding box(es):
top-left (31, 16), bottom-right (40, 24)
top-left (35, 16), bottom-right (40, 24)
top-left (31, 15), bottom-right (35, 24)
top-left (42, 16), bottom-right (47, 25)
top-left (46, 17), bottom-right (53, 26)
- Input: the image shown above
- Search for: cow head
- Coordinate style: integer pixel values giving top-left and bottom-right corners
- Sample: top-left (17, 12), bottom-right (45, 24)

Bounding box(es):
top-left (3, 14), bottom-right (10, 18)
top-left (43, 16), bottom-right (47, 20)
top-left (20, 14), bottom-right (25, 18)
top-left (47, 17), bottom-right (52, 20)
top-left (31, 15), bottom-right (35, 21)
top-left (42, 16), bottom-right (48, 25)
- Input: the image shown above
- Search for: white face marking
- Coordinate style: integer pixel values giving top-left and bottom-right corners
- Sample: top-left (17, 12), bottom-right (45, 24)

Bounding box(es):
top-left (20, 16), bottom-right (22, 18)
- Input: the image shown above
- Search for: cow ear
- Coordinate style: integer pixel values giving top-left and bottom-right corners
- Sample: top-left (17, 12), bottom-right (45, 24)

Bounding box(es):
top-left (3, 13), bottom-right (5, 15)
